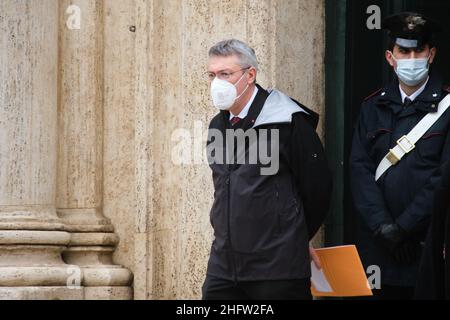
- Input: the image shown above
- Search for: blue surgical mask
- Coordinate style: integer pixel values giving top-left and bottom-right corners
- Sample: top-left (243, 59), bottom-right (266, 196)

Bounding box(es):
top-left (390, 52), bottom-right (431, 86)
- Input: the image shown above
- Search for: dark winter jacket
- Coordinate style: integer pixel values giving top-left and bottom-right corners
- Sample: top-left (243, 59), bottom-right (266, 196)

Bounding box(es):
top-left (415, 161), bottom-right (450, 299)
top-left (206, 84), bottom-right (333, 281)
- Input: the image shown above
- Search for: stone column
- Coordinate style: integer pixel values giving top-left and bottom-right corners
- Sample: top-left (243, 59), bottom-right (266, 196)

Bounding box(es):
top-left (57, 0), bottom-right (132, 300)
top-left (0, 0), bottom-right (83, 299)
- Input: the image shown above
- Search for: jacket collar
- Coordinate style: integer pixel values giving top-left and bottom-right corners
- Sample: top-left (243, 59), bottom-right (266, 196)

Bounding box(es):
top-left (220, 84), bottom-right (319, 131)
top-left (252, 88), bottom-right (309, 128)
top-left (377, 72), bottom-right (444, 114)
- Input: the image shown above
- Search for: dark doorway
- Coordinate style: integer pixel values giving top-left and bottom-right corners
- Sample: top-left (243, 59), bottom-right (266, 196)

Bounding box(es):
top-left (325, 0), bottom-right (450, 246)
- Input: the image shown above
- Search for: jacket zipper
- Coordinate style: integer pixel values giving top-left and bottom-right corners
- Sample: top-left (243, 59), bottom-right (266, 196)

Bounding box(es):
top-left (275, 182), bottom-right (281, 234)
top-left (226, 173), bottom-right (238, 284)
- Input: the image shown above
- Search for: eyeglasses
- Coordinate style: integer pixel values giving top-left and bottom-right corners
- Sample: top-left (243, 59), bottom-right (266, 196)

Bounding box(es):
top-left (205, 67), bottom-right (250, 81)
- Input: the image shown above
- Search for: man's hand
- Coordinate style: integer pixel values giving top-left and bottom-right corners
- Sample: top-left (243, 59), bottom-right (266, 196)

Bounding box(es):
top-left (309, 246), bottom-right (322, 269)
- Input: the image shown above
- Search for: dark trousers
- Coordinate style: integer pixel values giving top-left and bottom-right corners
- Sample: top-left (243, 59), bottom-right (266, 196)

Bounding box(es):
top-left (202, 275), bottom-right (312, 300)
top-left (372, 285), bottom-right (415, 300)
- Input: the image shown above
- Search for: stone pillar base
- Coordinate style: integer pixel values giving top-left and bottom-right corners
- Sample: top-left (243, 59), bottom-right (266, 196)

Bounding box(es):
top-left (0, 217), bottom-right (82, 300)
top-left (59, 209), bottom-right (133, 300)
top-left (0, 287), bottom-right (84, 300)
top-left (84, 287), bottom-right (133, 300)
top-left (0, 286), bottom-right (132, 300)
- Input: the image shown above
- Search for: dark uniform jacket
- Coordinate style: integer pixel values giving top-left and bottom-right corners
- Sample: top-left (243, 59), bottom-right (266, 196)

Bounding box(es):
top-left (415, 161), bottom-right (450, 299)
top-left (350, 73), bottom-right (450, 286)
top-left (206, 84), bottom-right (332, 282)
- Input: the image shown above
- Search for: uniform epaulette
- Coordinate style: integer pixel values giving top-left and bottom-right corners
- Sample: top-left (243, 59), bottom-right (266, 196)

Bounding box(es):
top-left (364, 88), bottom-right (383, 101)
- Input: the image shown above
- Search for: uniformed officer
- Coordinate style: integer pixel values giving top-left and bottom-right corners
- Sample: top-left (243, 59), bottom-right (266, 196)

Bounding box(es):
top-left (350, 12), bottom-right (450, 300)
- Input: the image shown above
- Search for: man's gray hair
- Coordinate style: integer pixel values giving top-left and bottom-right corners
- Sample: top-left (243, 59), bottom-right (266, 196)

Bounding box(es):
top-left (209, 39), bottom-right (259, 71)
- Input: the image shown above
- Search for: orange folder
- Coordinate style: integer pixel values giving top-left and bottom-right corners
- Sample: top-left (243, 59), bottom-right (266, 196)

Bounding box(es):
top-left (310, 245), bottom-right (373, 297)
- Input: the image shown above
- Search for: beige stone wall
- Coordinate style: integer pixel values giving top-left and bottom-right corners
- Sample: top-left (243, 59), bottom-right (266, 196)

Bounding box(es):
top-left (0, 0), bottom-right (58, 208)
top-left (100, 0), bottom-right (325, 299)
top-left (0, 0), bottom-right (325, 300)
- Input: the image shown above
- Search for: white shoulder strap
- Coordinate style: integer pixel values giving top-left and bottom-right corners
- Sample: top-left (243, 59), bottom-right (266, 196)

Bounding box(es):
top-left (375, 94), bottom-right (450, 181)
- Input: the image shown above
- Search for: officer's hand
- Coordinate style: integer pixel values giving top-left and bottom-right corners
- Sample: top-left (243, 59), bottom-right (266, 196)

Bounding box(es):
top-left (309, 246), bottom-right (322, 270)
top-left (373, 223), bottom-right (406, 254)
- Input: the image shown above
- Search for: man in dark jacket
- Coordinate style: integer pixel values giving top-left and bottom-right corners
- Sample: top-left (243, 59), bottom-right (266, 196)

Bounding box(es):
top-left (202, 39), bottom-right (332, 300)
top-left (415, 161), bottom-right (450, 299)
top-left (350, 12), bottom-right (450, 299)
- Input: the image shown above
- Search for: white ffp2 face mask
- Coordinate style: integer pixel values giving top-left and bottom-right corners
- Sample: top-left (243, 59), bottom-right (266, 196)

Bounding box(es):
top-left (390, 52), bottom-right (431, 86)
top-left (210, 71), bottom-right (249, 110)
